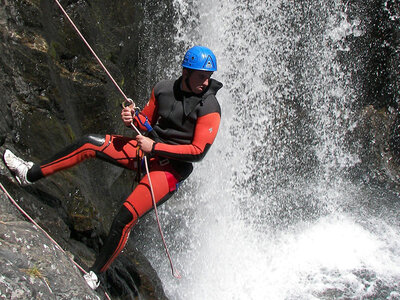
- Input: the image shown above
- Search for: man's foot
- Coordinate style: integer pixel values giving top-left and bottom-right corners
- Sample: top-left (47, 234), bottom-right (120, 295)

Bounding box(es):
top-left (83, 271), bottom-right (100, 290)
top-left (3, 149), bottom-right (34, 186)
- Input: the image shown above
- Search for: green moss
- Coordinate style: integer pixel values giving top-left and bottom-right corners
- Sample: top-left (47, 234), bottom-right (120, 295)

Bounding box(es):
top-left (22, 265), bottom-right (51, 289)
top-left (25, 0), bottom-right (40, 8)
top-left (23, 265), bottom-right (44, 279)
top-left (67, 189), bottom-right (100, 232)
top-left (64, 124), bottom-right (75, 142)
top-left (47, 41), bottom-right (61, 60)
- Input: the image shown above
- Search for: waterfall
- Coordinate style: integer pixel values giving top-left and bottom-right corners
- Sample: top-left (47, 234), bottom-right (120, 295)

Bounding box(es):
top-left (133, 1), bottom-right (400, 299)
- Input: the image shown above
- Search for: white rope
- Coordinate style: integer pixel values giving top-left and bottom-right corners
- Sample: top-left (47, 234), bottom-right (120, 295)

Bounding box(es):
top-left (53, 0), bottom-right (130, 103)
top-left (125, 96), bottom-right (180, 278)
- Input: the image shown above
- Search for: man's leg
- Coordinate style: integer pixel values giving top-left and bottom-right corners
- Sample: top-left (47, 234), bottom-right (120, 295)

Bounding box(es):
top-left (91, 168), bottom-right (180, 274)
top-left (4, 134), bottom-right (141, 184)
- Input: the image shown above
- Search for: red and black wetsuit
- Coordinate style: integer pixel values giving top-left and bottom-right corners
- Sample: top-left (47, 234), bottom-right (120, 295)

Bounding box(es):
top-left (27, 76), bottom-right (223, 274)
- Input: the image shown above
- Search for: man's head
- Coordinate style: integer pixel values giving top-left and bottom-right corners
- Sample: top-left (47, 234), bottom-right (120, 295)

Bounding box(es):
top-left (181, 46), bottom-right (217, 94)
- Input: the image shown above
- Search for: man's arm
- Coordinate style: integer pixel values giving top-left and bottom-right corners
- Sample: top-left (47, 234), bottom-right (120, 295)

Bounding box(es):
top-left (151, 112), bottom-right (221, 162)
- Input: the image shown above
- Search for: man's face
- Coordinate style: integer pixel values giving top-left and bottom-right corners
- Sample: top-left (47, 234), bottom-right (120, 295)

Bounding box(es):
top-left (185, 70), bottom-right (213, 94)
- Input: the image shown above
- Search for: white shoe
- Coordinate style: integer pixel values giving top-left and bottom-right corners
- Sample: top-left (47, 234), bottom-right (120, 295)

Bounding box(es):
top-left (83, 271), bottom-right (100, 290)
top-left (3, 150), bottom-right (34, 186)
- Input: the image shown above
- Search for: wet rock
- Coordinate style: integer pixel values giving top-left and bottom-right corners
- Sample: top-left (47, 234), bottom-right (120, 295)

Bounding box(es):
top-left (351, 105), bottom-right (400, 188)
top-left (0, 0), bottom-right (175, 298)
top-left (0, 191), bottom-right (99, 300)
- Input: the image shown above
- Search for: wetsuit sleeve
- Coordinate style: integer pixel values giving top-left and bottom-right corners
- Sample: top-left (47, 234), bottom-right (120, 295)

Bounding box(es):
top-left (133, 89), bottom-right (158, 131)
top-left (152, 112), bottom-right (221, 162)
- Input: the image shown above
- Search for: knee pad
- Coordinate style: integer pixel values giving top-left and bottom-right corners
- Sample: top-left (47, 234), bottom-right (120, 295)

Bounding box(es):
top-left (80, 134), bottom-right (106, 147)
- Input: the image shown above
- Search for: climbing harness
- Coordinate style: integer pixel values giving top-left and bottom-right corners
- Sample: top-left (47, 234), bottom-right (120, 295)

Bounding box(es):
top-left (52, 0), bottom-right (181, 279)
top-left (0, 182), bottom-right (112, 300)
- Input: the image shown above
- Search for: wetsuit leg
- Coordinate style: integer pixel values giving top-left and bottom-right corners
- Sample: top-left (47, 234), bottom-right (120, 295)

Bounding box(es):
top-left (92, 165), bottom-right (180, 274)
top-left (27, 134), bottom-right (141, 182)
top-left (91, 205), bottom-right (138, 274)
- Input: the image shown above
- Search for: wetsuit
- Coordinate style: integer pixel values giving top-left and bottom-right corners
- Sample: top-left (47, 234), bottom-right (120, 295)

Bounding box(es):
top-left (27, 76), bottom-right (223, 273)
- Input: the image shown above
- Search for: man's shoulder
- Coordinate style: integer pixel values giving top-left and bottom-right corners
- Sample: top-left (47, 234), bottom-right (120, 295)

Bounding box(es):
top-left (203, 79), bottom-right (222, 107)
top-left (154, 79), bottom-right (175, 94)
top-left (198, 93), bottom-right (221, 117)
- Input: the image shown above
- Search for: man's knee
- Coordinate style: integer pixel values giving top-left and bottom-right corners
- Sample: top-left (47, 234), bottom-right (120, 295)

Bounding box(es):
top-left (80, 134), bottom-right (106, 147)
top-left (110, 205), bottom-right (138, 234)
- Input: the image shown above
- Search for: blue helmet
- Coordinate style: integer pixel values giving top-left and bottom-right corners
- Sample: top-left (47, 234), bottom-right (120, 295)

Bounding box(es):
top-left (182, 46), bottom-right (217, 71)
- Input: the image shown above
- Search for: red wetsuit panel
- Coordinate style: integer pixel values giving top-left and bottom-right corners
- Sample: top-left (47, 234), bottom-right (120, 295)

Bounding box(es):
top-left (99, 162), bottom-right (179, 273)
top-left (124, 165), bottom-right (179, 217)
top-left (40, 135), bottom-right (140, 176)
top-left (153, 112), bottom-right (221, 161)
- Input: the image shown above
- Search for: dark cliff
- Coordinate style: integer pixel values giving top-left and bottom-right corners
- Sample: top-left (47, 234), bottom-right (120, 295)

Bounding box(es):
top-left (0, 0), bottom-right (178, 299)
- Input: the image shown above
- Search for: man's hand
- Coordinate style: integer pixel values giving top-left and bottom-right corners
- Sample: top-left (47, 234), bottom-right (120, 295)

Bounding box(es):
top-left (121, 106), bottom-right (135, 127)
top-left (136, 135), bottom-right (155, 153)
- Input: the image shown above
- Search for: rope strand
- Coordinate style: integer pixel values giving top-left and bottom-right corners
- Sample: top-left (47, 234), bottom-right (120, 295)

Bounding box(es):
top-left (128, 115), bottom-right (181, 278)
top-left (143, 157), bottom-right (181, 279)
top-left (53, 0), bottom-right (130, 103)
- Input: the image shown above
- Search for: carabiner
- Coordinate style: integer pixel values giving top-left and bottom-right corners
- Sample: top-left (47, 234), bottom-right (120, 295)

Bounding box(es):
top-left (121, 97), bottom-right (135, 109)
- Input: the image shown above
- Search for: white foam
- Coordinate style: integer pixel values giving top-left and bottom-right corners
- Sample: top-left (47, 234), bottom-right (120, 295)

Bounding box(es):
top-left (137, 1), bottom-right (400, 299)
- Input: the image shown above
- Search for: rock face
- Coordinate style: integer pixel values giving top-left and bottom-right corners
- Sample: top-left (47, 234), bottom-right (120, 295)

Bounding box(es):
top-left (347, 0), bottom-right (400, 189)
top-left (0, 188), bottom-right (99, 300)
top-left (0, 0), bottom-right (176, 299)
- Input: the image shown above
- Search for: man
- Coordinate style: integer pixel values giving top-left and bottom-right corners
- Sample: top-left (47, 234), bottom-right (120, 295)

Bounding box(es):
top-left (3, 45), bottom-right (223, 289)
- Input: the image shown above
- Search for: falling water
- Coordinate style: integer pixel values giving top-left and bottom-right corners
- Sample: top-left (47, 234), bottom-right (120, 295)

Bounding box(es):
top-left (133, 1), bottom-right (400, 299)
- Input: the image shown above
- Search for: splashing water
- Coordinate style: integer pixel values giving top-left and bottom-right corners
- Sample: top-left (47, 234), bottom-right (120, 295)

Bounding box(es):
top-left (133, 1), bottom-right (400, 299)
